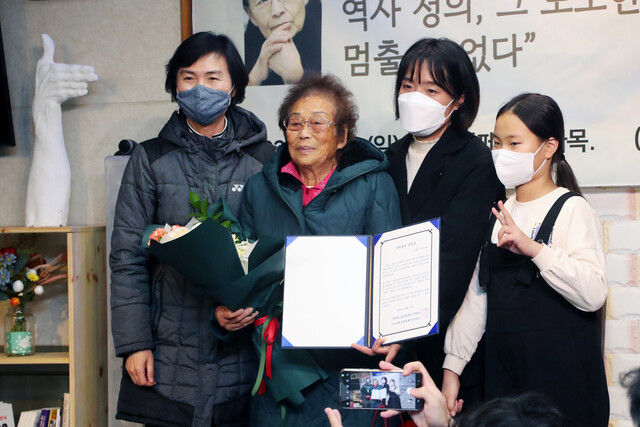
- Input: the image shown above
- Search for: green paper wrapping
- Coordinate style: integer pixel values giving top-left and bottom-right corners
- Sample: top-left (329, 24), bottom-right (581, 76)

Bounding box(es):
top-left (253, 314), bottom-right (328, 406)
top-left (141, 214), bottom-right (327, 407)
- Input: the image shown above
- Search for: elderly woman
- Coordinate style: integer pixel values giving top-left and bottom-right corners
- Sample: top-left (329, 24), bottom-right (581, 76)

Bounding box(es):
top-left (239, 74), bottom-right (402, 425)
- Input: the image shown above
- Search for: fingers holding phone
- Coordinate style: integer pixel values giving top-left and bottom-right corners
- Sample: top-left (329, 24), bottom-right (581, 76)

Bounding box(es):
top-left (379, 361), bottom-right (453, 427)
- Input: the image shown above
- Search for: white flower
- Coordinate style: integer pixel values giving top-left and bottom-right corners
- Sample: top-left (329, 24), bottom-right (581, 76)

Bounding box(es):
top-left (235, 239), bottom-right (257, 275)
top-left (34, 285), bottom-right (45, 295)
top-left (165, 226), bottom-right (190, 241)
top-left (158, 218), bottom-right (202, 244)
top-left (12, 280), bottom-right (24, 292)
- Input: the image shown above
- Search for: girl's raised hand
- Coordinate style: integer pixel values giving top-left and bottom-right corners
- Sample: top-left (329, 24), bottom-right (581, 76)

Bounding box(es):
top-left (492, 201), bottom-right (543, 258)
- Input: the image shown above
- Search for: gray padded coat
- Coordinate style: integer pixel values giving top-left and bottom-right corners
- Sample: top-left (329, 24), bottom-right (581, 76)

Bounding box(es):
top-left (110, 107), bottom-right (274, 427)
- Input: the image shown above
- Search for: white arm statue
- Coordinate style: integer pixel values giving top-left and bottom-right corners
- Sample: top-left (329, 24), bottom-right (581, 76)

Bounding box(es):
top-left (25, 34), bottom-right (98, 227)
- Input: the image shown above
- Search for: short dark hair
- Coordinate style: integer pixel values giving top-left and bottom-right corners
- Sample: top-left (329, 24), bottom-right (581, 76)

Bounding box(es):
top-left (277, 74), bottom-right (358, 143)
top-left (621, 368), bottom-right (640, 426)
top-left (394, 38), bottom-right (480, 133)
top-left (456, 393), bottom-right (571, 427)
top-left (165, 32), bottom-right (248, 105)
top-left (497, 93), bottom-right (582, 195)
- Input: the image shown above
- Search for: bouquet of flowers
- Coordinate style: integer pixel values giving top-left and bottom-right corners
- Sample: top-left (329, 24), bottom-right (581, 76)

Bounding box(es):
top-left (0, 248), bottom-right (67, 307)
top-left (1, 247), bottom-right (68, 355)
top-left (142, 193), bottom-right (263, 295)
top-left (141, 193), bottom-right (327, 405)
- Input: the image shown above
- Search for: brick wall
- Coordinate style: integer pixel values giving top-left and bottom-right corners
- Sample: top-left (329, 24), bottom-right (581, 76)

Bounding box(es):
top-left (585, 188), bottom-right (640, 427)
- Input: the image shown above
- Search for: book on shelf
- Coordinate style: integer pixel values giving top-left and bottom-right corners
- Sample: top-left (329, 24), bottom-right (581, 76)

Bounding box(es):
top-left (282, 219), bottom-right (440, 348)
top-left (0, 401), bottom-right (16, 427)
top-left (37, 409), bottom-right (49, 427)
top-left (17, 405), bottom-right (61, 427)
top-left (17, 409), bottom-right (39, 427)
top-left (46, 408), bottom-right (58, 427)
top-left (60, 393), bottom-right (69, 427)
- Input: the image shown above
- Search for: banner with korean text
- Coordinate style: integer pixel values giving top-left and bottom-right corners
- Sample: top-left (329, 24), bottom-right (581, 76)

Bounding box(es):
top-left (193, 0), bottom-right (640, 187)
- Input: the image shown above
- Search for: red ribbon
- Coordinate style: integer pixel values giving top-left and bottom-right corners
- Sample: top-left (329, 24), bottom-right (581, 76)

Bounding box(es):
top-left (254, 315), bottom-right (280, 379)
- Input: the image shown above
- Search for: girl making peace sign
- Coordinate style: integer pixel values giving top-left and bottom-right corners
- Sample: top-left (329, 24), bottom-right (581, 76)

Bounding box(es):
top-left (441, 93), bottom-right (609, 426)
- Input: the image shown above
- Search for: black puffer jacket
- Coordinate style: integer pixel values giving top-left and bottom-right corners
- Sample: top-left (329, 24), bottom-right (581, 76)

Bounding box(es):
top-left (110, 107), bottom-right (274, 427)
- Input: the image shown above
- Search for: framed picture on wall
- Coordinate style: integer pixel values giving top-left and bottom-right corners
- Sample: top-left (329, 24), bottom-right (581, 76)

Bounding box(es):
top-left (180, 0), bottom-right (193, 40)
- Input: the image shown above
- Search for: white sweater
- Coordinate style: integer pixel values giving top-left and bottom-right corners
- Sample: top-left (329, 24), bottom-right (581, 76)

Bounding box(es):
top-left (443, 187), bottom-right (607, 375)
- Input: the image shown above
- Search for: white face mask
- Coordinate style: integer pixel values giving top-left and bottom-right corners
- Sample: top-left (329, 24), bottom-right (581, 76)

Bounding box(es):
top-left (491, 141), bottom-right (548, 188)
top-left (398, 91), bottom-right (456, 137)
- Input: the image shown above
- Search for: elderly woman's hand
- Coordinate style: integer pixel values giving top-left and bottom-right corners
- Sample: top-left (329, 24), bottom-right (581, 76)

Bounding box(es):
top-left (351, 337), bottom-right (401, 363)
top-left (214, 305), bottom-right (259, 331)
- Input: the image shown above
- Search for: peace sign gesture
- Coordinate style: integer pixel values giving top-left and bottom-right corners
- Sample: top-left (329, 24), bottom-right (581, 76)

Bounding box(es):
top-left (492, 201), bottom-right (543, 258)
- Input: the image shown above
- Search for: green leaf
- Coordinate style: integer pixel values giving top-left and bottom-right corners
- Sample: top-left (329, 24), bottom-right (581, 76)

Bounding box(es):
top-left (14, 250), bottom-right (31, 274)
top-left (201, 198), bottom-right (210, 216)
top-left (221, 220), bottom-right (231, 229)
top-left (189, 191), bottom-right (201, 209)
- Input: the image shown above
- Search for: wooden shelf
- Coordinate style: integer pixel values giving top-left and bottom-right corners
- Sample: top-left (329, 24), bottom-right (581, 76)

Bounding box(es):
top-left (0, 226), bottom-right (107, 426)
top-left (0, 351), bottom-right (69, 365)
top-left (0, 225), bottom-right (104, 234)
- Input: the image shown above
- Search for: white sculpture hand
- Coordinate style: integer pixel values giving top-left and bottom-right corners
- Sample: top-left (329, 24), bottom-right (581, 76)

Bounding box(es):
top-left (34, 34), bottom-right (98, 105)
top-left (26, 34), bottom-right (98, 227)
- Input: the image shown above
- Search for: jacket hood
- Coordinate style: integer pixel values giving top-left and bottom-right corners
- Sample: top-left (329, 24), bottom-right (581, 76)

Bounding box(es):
top-left (158, 105), bottom-right (268, 155)
top-left (262, 136), bottom-right (389, 191)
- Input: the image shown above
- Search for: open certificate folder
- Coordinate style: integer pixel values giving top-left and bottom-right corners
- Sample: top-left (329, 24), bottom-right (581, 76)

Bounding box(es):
top-left (281, 219), bottom-right (440, 348)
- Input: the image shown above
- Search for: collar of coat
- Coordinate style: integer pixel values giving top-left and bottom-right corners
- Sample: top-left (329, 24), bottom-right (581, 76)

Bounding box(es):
top-left (263, 137), bottom-right (390, 192)
top-left (386, 125), bottom-right (471, 158)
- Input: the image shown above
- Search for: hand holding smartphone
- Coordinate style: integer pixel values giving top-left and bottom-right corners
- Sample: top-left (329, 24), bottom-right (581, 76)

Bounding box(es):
top-left (339, 368), bottom-right (424, 411)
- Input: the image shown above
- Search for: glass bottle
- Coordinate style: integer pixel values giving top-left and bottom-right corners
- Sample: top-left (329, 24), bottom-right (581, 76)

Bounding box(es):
top-left (3, 304), bottom-right (35, 356)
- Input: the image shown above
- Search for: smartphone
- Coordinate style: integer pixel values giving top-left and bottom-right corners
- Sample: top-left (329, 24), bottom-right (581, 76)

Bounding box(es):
top-left (339, 368), bottom-right (423, 411)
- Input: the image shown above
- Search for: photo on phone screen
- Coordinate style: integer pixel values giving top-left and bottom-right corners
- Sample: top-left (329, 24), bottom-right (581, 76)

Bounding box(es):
top-left (339, 369), bottom-right (423, 410)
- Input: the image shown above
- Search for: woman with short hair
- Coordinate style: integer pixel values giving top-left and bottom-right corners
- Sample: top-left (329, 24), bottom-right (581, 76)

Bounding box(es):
top-left (110, 31), bottom-right (274, 427)
top-left (385, 38), bottom-right (505, 408)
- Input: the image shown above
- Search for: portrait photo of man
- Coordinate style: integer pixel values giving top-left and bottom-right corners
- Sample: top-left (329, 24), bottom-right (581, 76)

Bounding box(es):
top-left (243, 0), bottom-right (321, 86)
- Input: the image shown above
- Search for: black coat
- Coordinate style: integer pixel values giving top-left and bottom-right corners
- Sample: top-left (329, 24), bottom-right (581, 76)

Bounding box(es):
top-left (385, 127), bottom-right (504, 388)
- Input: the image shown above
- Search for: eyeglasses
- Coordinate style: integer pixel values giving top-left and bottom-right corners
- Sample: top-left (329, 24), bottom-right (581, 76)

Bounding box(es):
top-left (284, 116), bottom-right (335, 133)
